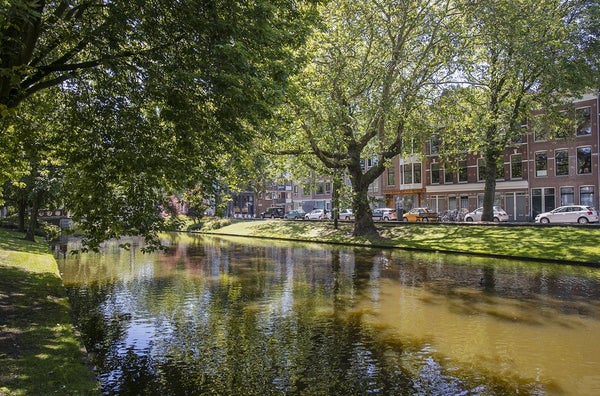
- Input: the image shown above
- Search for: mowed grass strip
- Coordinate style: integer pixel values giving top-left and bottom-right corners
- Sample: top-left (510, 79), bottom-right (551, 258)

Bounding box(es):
top-left (203, 220), bottom-right (600, 264)
top-left (0, 228), bottom-right (99, 396)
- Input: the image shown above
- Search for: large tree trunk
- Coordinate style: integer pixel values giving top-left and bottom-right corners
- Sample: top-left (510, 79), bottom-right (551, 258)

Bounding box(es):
top-left (332, 173), bottom-right (341, 229)
top-left (351, 179), bottom-right (379, 238)
top-left (24, 192), bottom-right (40, 242)
top-left (482, 149), bottom-right (499, 222)
top-left (17, 197), bottom-right (27, 232)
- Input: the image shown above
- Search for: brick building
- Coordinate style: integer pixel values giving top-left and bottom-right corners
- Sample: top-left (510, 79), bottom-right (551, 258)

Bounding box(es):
top-left (383, 93), bottom-right (599, 221)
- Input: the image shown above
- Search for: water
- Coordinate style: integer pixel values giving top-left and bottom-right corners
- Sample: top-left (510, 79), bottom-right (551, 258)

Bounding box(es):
top-left (57, 233), bottom-right (600, 395)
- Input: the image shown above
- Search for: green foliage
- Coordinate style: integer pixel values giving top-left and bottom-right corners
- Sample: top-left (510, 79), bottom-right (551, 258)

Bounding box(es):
top-left (435, 0), bottom-right (596, 221)
top-left (38, 220), bottom-right (61, 242)
top-left (276, 0), bottom-right (462, 236)
top-left (0, 0), bottom-right (322, 250)
top-left (192, 218), bottom-right (233, 231)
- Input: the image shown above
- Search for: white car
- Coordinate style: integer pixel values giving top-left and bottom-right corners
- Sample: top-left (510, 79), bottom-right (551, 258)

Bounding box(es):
top-left (304, 209), bottom-right (330, 220)
top-left (464, 206), bottom-right (509, 222)
top-left (372, 208), bottom-right (397, 221)
top-left (339, 209), bottom-right (354, 220)
top-left (535, 205), bottom-right (599, 224)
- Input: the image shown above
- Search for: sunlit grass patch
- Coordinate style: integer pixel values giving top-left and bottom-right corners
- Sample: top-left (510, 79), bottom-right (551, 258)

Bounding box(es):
top-left (0, 228), bottom-right (99, 395)
top-left (204, 221), bottom-right (600, 264)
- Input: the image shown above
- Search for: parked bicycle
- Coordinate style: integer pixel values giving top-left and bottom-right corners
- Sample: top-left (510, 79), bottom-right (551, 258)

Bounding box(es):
top-left (440, 209), bottom-right (467, 222)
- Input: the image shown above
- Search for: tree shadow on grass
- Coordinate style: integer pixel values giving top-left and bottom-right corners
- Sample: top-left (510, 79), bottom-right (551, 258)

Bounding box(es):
top-left (249, 221), bottom-right (355, 242)
top-left (0, 228), bottom-right (51, 254)
top-left (0, 265), bottom-right (99, 395)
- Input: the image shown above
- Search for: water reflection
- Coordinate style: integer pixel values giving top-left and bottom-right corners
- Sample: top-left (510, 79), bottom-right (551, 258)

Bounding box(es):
top-left (58, 234), bottom-right (600, 395)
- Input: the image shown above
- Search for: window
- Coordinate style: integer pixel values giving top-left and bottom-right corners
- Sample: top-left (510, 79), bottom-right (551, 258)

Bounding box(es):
top-left (577, 146), bottom-right (592, 174)
top-left (429, 195), bottom-right (446, 213)
top-left (458, 160), bottom-right (468, 182)
top-left (431, 163), bottom-right (440, 184)
top-left (387, 164), bottom-right (395, 186)
top-left (555, 149), bottom-right (569, 176)
top-left (315, 183), bottom-right (325, 194)
top-left (532, 188), bottom-right (541, 214)
top-left (414, 163), bottom-right (421, 183)
top-left (576, 107), bottom-right (592, 136)
top-left (444, 167), bottom-right (453, 184)
top-left (535, 151), bottom-right (548, 177)
top-left (402, 164), bottom-right (412, 184)
top-left (401, 162), bottom-right (421, 185)
top-left (510, 154), bottom-right (522, 179)
top-left (560, 187), bottom-right (574, 205)
top-left (293, 185), bottom-right (298, 196)
top-left (448, 196), bottom-right (457, 210)
top-left (325, 182), bottom-right (331, 193)
top-left (580, 186), bottom-right (594, 206)
top-left (532, 187), bottom-right (555, 214)
top-left (430, 134), bottom-right (440, 155)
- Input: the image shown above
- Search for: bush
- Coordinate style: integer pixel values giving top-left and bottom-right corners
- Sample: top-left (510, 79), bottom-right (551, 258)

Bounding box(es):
top-left (187, 222), bottom-right (203, 231)
top-left (164, 215), bottom-right (186, 231)
top-left (187, 218), bottom-right (232, 231)
top-left (38, 220), bottom-right (61, 242)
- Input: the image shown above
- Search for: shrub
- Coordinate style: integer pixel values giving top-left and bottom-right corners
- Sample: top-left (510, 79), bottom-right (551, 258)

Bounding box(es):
top-left (38, 220), bottom-right (61, 242)
top-left (187, 218), bottom-right (232, 231)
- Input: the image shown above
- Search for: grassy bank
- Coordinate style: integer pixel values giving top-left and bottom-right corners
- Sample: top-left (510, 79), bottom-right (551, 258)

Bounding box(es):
top-left (0, 228), bottom-right (99, 395)
top-left (200, 220), bottom-right (600, 265)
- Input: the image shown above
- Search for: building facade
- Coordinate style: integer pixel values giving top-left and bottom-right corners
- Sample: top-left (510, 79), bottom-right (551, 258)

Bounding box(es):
top-left (382, 93), bottom-right (599, 221)
top-left (245, 94), bottom-right (598, 221)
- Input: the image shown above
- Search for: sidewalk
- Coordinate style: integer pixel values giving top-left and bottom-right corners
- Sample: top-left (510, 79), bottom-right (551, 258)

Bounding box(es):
top-left (0, 228), bottom-right (99, 395)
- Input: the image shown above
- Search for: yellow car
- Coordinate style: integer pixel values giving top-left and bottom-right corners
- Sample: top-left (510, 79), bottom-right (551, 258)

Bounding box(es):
top-left (402, 208), bottom-right (439, 222)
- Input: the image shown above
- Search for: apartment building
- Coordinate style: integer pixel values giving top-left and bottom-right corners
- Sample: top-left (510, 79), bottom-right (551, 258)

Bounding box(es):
top-left (383, 93), bottom-right (599, 221)
top-left (254, 177), bottom-right (336, 217)
top-left (527, 95), bottom-right (598, 217)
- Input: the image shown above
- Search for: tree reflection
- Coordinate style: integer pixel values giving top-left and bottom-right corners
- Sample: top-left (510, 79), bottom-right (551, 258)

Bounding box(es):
top-left (59, 235), bottom-right (600, 395)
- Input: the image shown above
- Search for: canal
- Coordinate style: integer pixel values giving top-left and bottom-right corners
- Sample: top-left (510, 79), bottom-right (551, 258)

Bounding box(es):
top-left (57, 233), bottom-right (600, 395)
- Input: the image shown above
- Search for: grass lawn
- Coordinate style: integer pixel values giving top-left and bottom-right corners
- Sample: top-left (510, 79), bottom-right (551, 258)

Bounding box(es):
top-left (201, 220), bottom-right (600, 265)
top-left (0, 228), bottom-right (99, 395)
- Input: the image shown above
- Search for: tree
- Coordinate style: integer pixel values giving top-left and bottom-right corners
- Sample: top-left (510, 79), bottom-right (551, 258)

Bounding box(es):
top-left (0, 1), bottom-right (322, 249)
top-left (283, 0), bottom-right (461, 237)
top-left (0, 88), bottom-right (65, 241)
top-left (442, 0), bottom-right (597, 221)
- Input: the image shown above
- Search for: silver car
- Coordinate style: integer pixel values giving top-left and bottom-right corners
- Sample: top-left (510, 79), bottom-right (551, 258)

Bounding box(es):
top-left (464, 206), bottom-right (509, 222)
top-left (304, 209), bottom-right (330, 220)
top-left (339, 209), bottom-right (354, 220)
top-left (535, 205), bottom-right (599, 224)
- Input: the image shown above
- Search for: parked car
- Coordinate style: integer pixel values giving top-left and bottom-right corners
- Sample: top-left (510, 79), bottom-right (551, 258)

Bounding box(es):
top-left (372, 208), bottom-right (397, 221)
top-left (535, 205), bottom-right (599, 224)
top-left (464, 206), bottom-right (509, 222)
top-left (339, 209), bottom-right (354, 220)
top-left (402, 208), bottom-right (438, 222)
top-left (261, 207), bottom-right (284, 219)
top-left (284, 210), bottom-right (306, 220)
top-left (305, 209), bottom-right (330, 220)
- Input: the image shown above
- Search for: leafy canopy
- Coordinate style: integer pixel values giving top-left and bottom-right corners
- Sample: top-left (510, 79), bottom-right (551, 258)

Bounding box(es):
top-left (0, 0), bottom-right (322, 250)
